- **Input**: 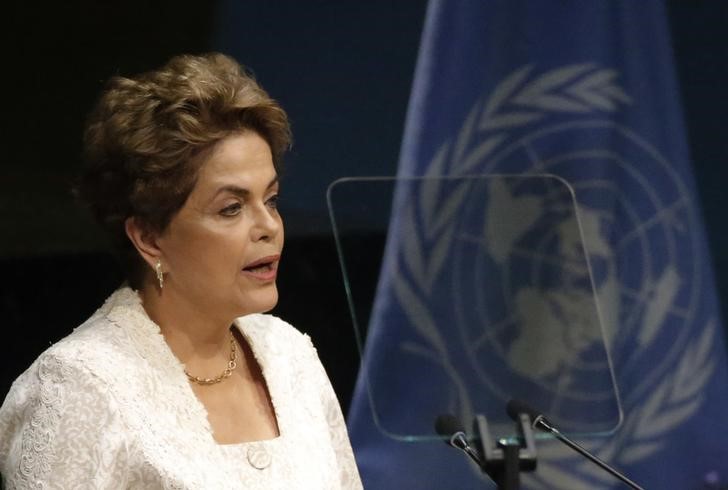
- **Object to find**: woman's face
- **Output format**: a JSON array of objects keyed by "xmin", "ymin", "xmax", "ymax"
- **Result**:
[{"xmin": 157, "ymin": 130, "xmax": 283, "ymax": 319}]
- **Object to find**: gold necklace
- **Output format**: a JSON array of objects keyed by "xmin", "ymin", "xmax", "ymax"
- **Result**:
[{"xmin": 184, "ymin": 331, "xmax": 238, "ymax": 385}]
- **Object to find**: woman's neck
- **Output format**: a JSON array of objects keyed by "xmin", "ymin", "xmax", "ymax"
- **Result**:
[{"xmin": 138, "ymin": 283, "xmax": 236, "ymax": 369}]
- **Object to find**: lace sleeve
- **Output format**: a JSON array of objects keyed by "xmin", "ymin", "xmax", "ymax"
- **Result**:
[
  {"xmin": 305, "ymin": 338, "xmax": 364, "ymax": 490},
  {"xmin": 0, "ymin": 354, "xmax": 130, "ymax": 489}
]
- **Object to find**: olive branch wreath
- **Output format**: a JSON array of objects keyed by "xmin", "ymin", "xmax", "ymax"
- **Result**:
[{"xmin": 390, "ymin": 63, "xmax": 716, "ymax": 488}]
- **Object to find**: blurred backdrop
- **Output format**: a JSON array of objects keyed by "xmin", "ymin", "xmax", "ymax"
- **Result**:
[{"xmin": 2, "ymin": 0, "xmax": 727, "ymax": 418}]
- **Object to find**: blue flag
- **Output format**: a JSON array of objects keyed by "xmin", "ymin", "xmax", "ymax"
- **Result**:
[{"xmin": 347, "ymin": 1, "xmax": 728, "ymax": 488}]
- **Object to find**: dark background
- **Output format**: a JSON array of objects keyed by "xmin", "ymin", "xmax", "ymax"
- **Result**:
[{"xmin": 1, "ymin": 1, "xmax": 727, "ymax": 417}]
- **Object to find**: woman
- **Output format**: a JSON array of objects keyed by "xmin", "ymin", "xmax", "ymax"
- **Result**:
[{"xmin": 0, "ymin": 53, "xmax": 363, "ymax": 489}]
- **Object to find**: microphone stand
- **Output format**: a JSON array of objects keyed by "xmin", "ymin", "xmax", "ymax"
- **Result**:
[
  {"xmin": 454, "ymin": 407, "xmax": 644, "ymax": 489},
  {"xmin": 473, "ymin": 413, "xmax": 537, "ymax": 489},
  {"xmin": 532, "ymin": 416, "xmax": 644, "ymax": 490}
]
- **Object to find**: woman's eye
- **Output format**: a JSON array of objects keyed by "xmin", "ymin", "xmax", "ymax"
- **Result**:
[
  {"xmin": 266, "ymin": 194, "xmax": 279, "ymax": 209},
  {"xmin": 220, "ymin": 203, "xmax": 242, "ymax": 216}
]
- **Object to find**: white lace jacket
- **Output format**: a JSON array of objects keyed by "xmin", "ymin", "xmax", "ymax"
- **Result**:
[{"xmin": 0, "ymin": 288, "xmax": 363, "ymax": 489}]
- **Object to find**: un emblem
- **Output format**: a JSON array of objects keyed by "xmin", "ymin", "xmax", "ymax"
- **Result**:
[{"xmin": 394, "ymin": 64, "xmax": 717, "ymax": 488}]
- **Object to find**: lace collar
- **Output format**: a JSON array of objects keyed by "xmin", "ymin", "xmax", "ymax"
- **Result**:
[{"xmin": 99, "ymin": 286, "xmax": 280, "ymax": 433}]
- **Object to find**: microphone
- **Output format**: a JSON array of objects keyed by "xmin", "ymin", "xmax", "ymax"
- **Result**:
[
  {"xmin": 506, "ymin": 399, "xmax": 644, "ymax": 490},
  {"xmin": 435, "ymin": 414, "xmax": 483, "ymax": 467},
  {"xmin": 506, "ymin": 399, "xmax": 557, "ymax": 432}
]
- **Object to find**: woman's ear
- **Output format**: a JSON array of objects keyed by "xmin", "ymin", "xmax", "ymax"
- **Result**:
[{"xmin": 125, "ymin": 217, "xmax": 162, "ymax": 269}]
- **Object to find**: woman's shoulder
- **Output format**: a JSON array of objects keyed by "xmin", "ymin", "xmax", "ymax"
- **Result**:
[
  {"xmin": 38, "ymin": 290, "xmax": 140, "ymax": 365},
  {"xmin": 0, "ymin": 302, "xmax": 128, "ymax": 440},
  {"xmin": 10, "ymin": 287, "xmax": 164, "ymax": 395}
]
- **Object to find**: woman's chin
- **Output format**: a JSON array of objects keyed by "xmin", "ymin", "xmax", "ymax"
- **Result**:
[{"xmin": 235, "ymin": 289, "xmax": 279, "ymax": 316}]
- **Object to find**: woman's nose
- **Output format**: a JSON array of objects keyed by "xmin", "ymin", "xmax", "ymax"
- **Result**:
[{"xmin": 251, "ymin": 204, "xmax": 281, "ymax": 242}]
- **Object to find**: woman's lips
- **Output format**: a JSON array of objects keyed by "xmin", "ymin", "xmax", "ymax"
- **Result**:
[{"xmin": 242, "ymin": 255, "xmax": 280, "ymax": 282}]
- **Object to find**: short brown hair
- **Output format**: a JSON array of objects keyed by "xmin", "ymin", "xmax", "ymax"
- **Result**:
[{"xmin": 77, "ymin": 53, "xmax": 291, "ymax": 287}]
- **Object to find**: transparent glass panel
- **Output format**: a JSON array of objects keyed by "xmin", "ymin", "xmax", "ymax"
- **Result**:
[{"xmin": 328, "ymin": 175, "xmax": 621, "ymax": 442}]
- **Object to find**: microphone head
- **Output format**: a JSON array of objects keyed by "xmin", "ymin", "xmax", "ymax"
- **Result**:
[
  {"xmin": 506, "ymin": 399, "xmax": 540, "ymax": 422},
  {"xmin": 434, "ymin": 414, "xmax": 484, "ymax": 467},
  {"xmin": 434, "ymin": 414, "xmax": 464, "ymax": 438}
]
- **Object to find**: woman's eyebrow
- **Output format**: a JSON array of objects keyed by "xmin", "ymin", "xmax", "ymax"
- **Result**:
[
  {"xmin": 212, "ymin": 177, "xmax": 279, "ymax": 199},
  {"xmin": 213, "ymin": 185, "xmax": 249, "ymax": 199}
]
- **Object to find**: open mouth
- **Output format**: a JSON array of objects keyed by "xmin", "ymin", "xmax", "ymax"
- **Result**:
[
  {"xmin": 242, "ymin": 255, "xmax": 280, "ymax": 280},
  {"xmin": 243, "ymin": 262, "xmax": 274, "ymax": 273}
]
